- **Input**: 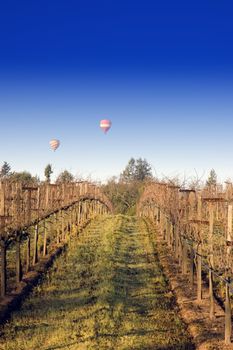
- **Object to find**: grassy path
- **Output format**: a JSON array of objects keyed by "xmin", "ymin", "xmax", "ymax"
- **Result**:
[{"xmin": 0, "ymin": 216, "xmax": 194, "ymax": 350}]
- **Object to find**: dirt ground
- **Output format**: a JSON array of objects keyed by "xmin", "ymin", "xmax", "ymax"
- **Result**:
[{"xmin": 154, "ymin": 228, "xmax": 233, "ymax": 350}]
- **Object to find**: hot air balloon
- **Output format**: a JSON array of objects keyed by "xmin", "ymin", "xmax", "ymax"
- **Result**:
[
  {"xmin": 100, "ymin": 119, "xmax": 112, "ymax": 134},
  {"xmin": 49, "ymin": 139, "xmax": 60, "ymax": 151}
]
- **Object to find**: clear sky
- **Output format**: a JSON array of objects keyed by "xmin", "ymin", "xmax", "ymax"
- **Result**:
[{"xmin": 0, "ymin": 1, "xmax": 233, "ymax": 183}]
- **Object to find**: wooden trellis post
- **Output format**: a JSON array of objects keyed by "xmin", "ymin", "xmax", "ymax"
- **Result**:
[
  {"xmin": 165, "ymin": 217, "xmax": 170, "ymax": 244},
  {"xmin": 0, "ymin": 238, "xmax": 6, "ymax": 298},
  {"xmin": 174, "ymin": 223, "xmax": 179, "ymax": 259},
  {"xmin": 197, "ymin": 193, "xmax": 202, "ymax": 220},
  {"xmin": 160, "ymin": 210, "xmax": 165, "ymax": 239},
  {"xmin": 204, "ymin": 196, "xmax": 226, "ymax": 319},
  {"xmin": 43, "ymin": 220, "xmax": 48, "ymax": 256},
  {"xmin": 189, "ymin": 244, "xmax": 195, "ymax": 288},
  {"xmin": 73, "ymin": 205, "xmax": 77, "ymax": 231},
  {"xmin": 157, "ymin": 206, "xmax": 160, "ymax": 224},
  {"xmin": 16, "ymin": 233, "xmax": 22, "ymax": 283},
  {"xmin": 0, "ymin": 182, "xmax": 5, "ymax": 217},
  {"xmin": 90, "ymin": 200, "xmax": 94, "ymax": 219},
  {"xmin": 56, "ymin": 212, "xmax": 61, "ymax": 244},
  {"xmin": 225, "ymin": 278, "xmax": 231, "ymax": 345},
  {"xmin": 84, "ymin": 200, "xmax": 88, "ymax": 222},
  {"xmin": 78, "ymin": 201, "xmax": 82, "ymax": 226},
  {"xmin": 61, "ymin": 211, "xmax": 66, "ymax": 241},
  {"xmin": 24, "ymin": 188, "xmax": 32, "ymax": 225},
  {"xmin": 67, "ymin": 209, "xmax": 71, "ymax": 234},
  {"xmin": 208, "ymin": 201, "xmax": 215, "ymax": 320},
  {"xmin": 226, "ymin": 203, "xmax": 232, "ymax": 269},
  {"xmin": 69, "ymin": 207, "xmax": 73, "ymax": 234},
  {"xmin": 225, "ymin": 202, "xmax": 232, "ymax": 344},
  {"xmin": 66, "ymin": 208, "xmax": 70, "ymax": 235},
  {"xmin": 182, "ymin": 237, "xmax": 188, "ymax": 274},
  {"xmin": 70, "ymin": 206, "xmax": 75, "ymax": 235},
  {"xmin": 33, "ymin": 224, "xmax": 39, "ymax": 265},
  {"xmin": 94, "ymin": 201, "xmax": 98, "ymax": 217},
  {"xmin": 197, "ymin": 240, "xmax": 202, "ymax": 302},
  {"xmin": 197, "ymin": 195, "xmax": 203, "ymax": 301},
  {"xmin": 191, "ymin": 219, "xmax": 208, "ymax": 301},
  {"xmin": 45, "ymin": 184, "xmax": 50, "ymax": 211},
  {"xmin": 26, "ymin": 234, "xmax": 31, "ymax": 273},
  {"xmin": 60, "ymin": 211, "xmax": 66, "ymax": 241},
  {"xmin": 78, "ymin": 202, "xmax": 83, "ymax": 226},
  {"xmin": 170, "ymin": 222, "xmax": 174, "ymax": 251},
  {"xmin": 13, "ymin": 183, "xmax": 22, "ymax": 229}
]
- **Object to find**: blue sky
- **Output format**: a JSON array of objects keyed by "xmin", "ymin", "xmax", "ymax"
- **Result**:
[{"xmin": 0, "ymin": 1, "xmax": 233, "ymax": 183}]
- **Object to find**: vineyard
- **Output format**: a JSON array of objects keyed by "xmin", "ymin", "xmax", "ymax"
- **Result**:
[
  {"xmin": 0, "ymin": 179, "xmax": 233, "ymax": 349},
  {"xmin": 138, "ymin": 181, "xmax": 233, "ymax": 347},
  {"xmin": 0, "ymin": 181, "xmax": 112, "ymax": 308},
  {"xmin": 0, "ymin": 0, "xmax": 231, "ymax": 348}
]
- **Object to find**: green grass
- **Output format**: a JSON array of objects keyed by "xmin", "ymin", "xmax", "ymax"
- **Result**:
[{"xmin": 0, "ymin": 215, "xmax": 194, "ymax": 350}]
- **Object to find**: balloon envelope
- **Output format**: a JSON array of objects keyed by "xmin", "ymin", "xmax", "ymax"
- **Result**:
[
  {"xmin": 100, "ymin": 119, "xmax": 112, "ymax": 134},
  {"xmin": 49, "ymin": 139, "xmax": 60, "ymax": 151}
]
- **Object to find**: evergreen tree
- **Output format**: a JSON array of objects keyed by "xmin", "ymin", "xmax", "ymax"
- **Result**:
[
  {"xmin": 135, "ymin": 158, "xmax": 152, "ymax": 181},
  {"xmin": 120, "ymin": 158, "xmax": 136, "ymax": 182},
  {"xmin": 120, "ymin": 158, "xmax": 153, "ymax": 182},
  {"xmin": 206, "ymin": 169, "xmax": 217, "ymax": 187},
  {"xmin": 0, "ymin": 161, "xmax": 11, "ymax": 178},
  {"xmin": 44, "ymin": 164, "xmax": 53, "ymax": 183}
]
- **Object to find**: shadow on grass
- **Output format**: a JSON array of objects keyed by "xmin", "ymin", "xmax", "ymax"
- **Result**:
[{"xmin": 1, "ymin": 217, "xmax": 195, "ymax": 350}]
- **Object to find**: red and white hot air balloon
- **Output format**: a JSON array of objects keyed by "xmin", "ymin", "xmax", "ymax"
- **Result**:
[
  {"xmin": 49, "ymin": 139, "xmax": 60, "ymax": 151},
  {"xmin": 100, "ymin": 119, "xmax": 112, "ymax": 134}
]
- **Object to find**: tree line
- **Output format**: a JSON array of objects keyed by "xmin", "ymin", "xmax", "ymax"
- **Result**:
[
  {"xmin": 0, "ymin": 161, "xmax": 75, "ymax": 185},
  {"xmin": 103, "ymin": 159, "xmax": 220, "ymax": 215},
  {"xmin": 1, "ymin": 159, "xmax": 220, "ymax": 215}
]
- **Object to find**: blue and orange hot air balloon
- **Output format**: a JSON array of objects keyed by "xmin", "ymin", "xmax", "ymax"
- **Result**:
[{"xmin": 100, "ymin": 119, "xmax": 112, "ymax": 134}]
